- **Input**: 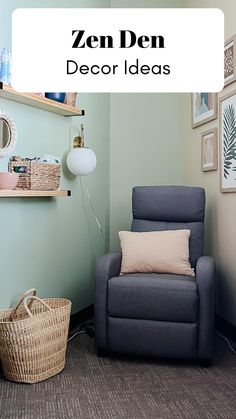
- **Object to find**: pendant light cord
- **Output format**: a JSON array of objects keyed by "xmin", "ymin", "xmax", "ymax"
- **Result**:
[{"xmin": 79, "ymin": 177, "xmax": 109, "ymax": 251}]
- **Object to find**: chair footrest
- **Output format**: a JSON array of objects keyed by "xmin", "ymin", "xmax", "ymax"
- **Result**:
[{"xmin": 107, "ymin": 317, "xmax": 198, "ymax": 359}]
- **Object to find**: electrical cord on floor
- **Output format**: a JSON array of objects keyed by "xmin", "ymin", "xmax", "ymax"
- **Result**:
[
  {"xmin": 67, "ymin": 330, "xmax": 86, "ymax": 343},
  {"xmin": 217, "ymin": 331, "xmax": 236, "ymax": 354},
  {"xmin": 67, "ymin": 320, "xmax": 95, "ymax": 342}
]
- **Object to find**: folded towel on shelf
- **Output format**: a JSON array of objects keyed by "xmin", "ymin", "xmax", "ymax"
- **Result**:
[{"xmin": 38, "ymin": 155, "xmax": 60, "ymax": 164}]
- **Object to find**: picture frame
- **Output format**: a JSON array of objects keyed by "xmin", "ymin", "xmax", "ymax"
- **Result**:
[
  {"xmin": 220, "ymin": 90, "xmax": 236, "ymax": 192},
  {"xmin": 201, "ymin": 128, "xmax": 218, "ymax": 172},
  {"xmin": 192, "ymin": 93, "xmax": 218, "ymax": 128},
  {"xmin": 224, "ymin": 35, "xmax": 236, "ymax": 87}
]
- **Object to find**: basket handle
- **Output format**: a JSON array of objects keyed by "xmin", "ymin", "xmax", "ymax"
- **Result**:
[
  {"xmin": 10, "ymin": 288, "xmax": 37, "ymax": 321},
  {"xmin": 23, "ymin": 296, "xmax": 52, "ymax": 318}
]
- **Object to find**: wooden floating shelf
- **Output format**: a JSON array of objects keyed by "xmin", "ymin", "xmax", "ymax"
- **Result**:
[
  {"xmin": 0, "ymin": 83, "xmax": 84, "ymax": 117},
  {"xmin": 0, "ymin": 190, "xmax": 71, "ymax": 198}
]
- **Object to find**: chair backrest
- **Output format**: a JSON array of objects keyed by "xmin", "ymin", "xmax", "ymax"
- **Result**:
[{"xmin": 131, "ymin": 186, "xmax": 205, "ymax": 268}]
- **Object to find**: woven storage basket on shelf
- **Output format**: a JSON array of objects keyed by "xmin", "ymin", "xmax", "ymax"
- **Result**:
[
  {"xmin": 0, "ymin": 289, "xmax": 71, "ymax": 384},
  {"xmin": 8, "ymin": 158, "xmax": 61, "ymax": 191}
]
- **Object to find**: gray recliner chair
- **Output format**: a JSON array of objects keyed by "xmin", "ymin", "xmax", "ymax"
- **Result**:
[{"xmin": 95, "ymin": 186, "xmax": 215, "ymax": 363}]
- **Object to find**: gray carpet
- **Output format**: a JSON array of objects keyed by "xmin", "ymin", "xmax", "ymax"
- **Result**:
[{"xmin": 0, "ymin": 334, "xmax": 236, "ymax": 419}]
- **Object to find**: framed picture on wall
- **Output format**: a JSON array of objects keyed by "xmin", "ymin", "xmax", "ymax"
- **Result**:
[
  {"xmin": 201, "ymin": 128, "xmax": 218, "ymax": 172},
  {"xmin": 192, "ymin": 93, "xmax": 218, "ymax": 128},
  {"xmin": 224, "ymin": 35, "xmax": 236, "ymax": 87},
  {"xmin": 220, "ymin": 90, "xmax": 236, "ymax": 192}
]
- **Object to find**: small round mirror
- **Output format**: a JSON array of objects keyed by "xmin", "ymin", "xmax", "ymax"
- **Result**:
[
  {"xmin": 0, "ymin": 110, "xmax": 17, "ymax": 158},
  {"xmin": 0, "ymin": 119, "xmax": 11, "ymax": 149}
]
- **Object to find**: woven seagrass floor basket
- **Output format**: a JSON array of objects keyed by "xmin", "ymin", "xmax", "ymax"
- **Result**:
[{"xmin": 0, "ymin": 289, "xmax": 71, "ymax": 384}]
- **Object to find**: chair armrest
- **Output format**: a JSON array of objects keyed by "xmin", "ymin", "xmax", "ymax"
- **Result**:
[
  {"xmin": 196, "ymin": 256, "xmax": 215, "ymax": 359},
  {"xmin": 95, "ymin": 252, "xmax": 122, "ymax": 349}
]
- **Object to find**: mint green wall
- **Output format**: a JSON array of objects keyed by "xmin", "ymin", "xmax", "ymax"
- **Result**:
[
  {"xmin": 112, "ymin": 0, "xmax": 182, "ymax": 6},
  {"xmin": 109, "ymin": 93, "xmax": 185, "ymax": 249},
  {"xmin": 110, "ymin": 0, "xmax": 185, "ymax": 249},
  {"xmin": 0, "ymin": 0, "xmax": 110, "ymax": 312}
]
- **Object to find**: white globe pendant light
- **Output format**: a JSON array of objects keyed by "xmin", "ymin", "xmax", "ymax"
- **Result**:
[{"xmin": 67, "ymin": 124, "xmax": 97, "ymax": 176}]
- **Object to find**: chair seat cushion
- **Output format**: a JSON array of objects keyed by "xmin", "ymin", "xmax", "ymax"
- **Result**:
[{"xmin": 108, "ymin": 273, "xmax": 198, "ymax": 323}]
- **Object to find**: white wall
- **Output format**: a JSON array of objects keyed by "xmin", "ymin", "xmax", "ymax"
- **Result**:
[{"xmin": 183, "ymin": 0, "xmax": 236, "ymax": 325}]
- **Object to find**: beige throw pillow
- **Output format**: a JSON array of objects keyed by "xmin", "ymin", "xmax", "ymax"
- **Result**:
[{"xmin": 119, "ymin": 230, "xmax": 194, "ymax": 276}]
